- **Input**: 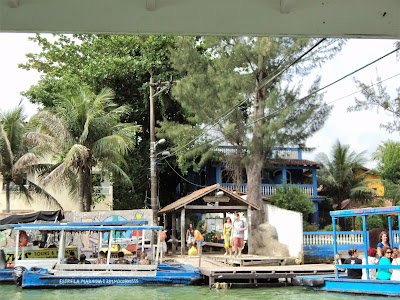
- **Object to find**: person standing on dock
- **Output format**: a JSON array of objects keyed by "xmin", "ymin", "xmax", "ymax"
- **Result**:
[
  {"xmin": 232, "ymin": 213, "xmax": 247, "ymax": 257},
  {"xmin": 224, "ymin": 217, "xmax": 233, "ymax": 257}
]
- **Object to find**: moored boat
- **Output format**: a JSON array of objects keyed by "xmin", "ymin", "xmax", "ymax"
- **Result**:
[
  {"xmin": 13, "ymin": 223, "xmax": 201, "ymax": 288},
  {"xmin": 294, "ymin": 206, "xmax": 400, "ymax": 296}
]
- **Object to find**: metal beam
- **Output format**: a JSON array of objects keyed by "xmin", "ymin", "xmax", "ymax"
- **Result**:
[{"xmin": 185, "ymin": 205, "xmax": 249, "ymax": 210}]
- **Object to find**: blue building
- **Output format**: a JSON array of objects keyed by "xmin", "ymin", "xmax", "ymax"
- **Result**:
[{"xmin": 178, "ymin": 147, "xmax": 325, "ymax": 225}]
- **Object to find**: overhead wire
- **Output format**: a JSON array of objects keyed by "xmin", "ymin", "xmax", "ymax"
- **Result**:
[
  {"xmin": 247, "ymin": 46, "xmax": 400, "ymax": 127},
  {"xmin": 160, "ymin": 38, "xmax": 328, "ymax": 159}
]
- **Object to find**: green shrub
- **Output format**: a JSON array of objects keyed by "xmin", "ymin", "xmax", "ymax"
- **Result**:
[{"xmin": 322, "ymin": 224, "xmax": 341, "ymax": 231}]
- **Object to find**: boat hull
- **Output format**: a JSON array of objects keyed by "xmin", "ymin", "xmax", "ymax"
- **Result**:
[
  {"xmin": 0, "ymin": 269, "xmax": 14, "ymax": 283},
  {"xmin": 20, "ymin": 264, "xmax": 201, "ymax": 288},
  {"xmin": 295, "ymin": 275, "xmax": 400, "ymax": 297}
]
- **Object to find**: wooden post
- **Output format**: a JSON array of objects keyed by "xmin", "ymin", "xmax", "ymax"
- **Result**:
[
  {"xmin": 172, "ymin": 212, "xmax": 177, "ymax": 254},
  {"xmin": 180, "ymin": 208, "xmax": 186, "ymax": 255},
  {"xmin": 156, "ymin": 229, "xmax": 161, "ymax": 264},
  {"xmin": 247, "ymin": 206, "xmax": 252, "ymax": 254},
  {"xmin": 163, "ymin": 213, "xmax": 167, "ymax": 230}
]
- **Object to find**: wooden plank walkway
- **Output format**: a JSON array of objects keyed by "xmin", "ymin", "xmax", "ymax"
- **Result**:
[{"xmin": 170, "ymin": 254, "xmax": 336, "ymax": 288}]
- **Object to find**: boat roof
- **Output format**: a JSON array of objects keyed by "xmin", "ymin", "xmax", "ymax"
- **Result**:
[
  {"xmin": 9, "ymin": 220, "xmax": 148, "ymax": 228},
  {"xmin": 15, "ymin": 224, "xmax": 163, "ymax": 232},
  {"xmin": 330, "ymin": 206, "xmax": 400, "ymax": 217}
]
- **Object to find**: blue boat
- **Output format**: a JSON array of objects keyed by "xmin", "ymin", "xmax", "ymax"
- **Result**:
[
  {"xmin": 295, "ymin": 206, "xmax": 400, "ymax": 296},
  {"xmin": 12, "ymin": 223, "xmax": 201, "ymax": 288}
]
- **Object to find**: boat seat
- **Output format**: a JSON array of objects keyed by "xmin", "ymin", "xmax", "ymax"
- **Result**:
[{"xmin": 54, "ymin": 264, "xmax": 157, "ymax": 271}]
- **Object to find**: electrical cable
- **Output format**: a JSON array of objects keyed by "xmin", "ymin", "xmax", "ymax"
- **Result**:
[
  {"xmin": 165, "ymin": 160, "xmax": 207, "ymax": 188},
  {"xmin": 247, "ymin": 46, "xmax": 400, "ymax": 127},
  {"xmin": 161, "ymin": 38, "xmax": 329, "ymax": 159}
]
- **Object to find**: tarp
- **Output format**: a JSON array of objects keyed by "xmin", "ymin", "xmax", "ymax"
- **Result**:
[{"xmin": 0, "ymin": 210, "xmax": 64, "ymax": 225}]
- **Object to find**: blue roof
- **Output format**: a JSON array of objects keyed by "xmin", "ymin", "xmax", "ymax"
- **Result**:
[
  {"xmin": 330, "ymin": 206, "xmax": 400, "ymax": 217},
  {"xmin": 9, "ymin": 220, "xmax": 148, "ymax": 228},
  {"xmin": 15, "ymin": 224, "xmax": 162, "ymax": 231}
]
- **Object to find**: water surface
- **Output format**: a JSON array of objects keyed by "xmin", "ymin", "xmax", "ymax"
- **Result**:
[{"xmin": 0, "ymin": 285, "xmax": 390, "ymax": 300}]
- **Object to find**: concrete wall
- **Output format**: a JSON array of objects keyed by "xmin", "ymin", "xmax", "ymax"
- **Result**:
[{"xmin": 263, "ymin": 204, "xmax": 303, "ymax": 260}]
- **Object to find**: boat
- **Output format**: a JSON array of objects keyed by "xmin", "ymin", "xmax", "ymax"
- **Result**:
[
  {"xmin": 294, "ymin": 206, "xmax": 400, "ymax": 296},
  {"xmin": 13, "ymin": 223, "xmax": 201, "ymax": 288}
]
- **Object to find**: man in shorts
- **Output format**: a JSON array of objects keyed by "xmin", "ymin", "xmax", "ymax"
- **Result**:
[{"xmin": 232, "ymin": 213, "xmax": 247, "ymax": 257}]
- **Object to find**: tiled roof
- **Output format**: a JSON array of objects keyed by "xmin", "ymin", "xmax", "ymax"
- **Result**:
[
  {"xmin": 267, "ymin": 159, "xmax": 319, "ymax": 166},
  {"xmin": 158, "ymin": 184, "xmax": 260, "ymax": 214}
]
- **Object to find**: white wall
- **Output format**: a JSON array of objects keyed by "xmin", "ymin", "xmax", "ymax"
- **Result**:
[{"xmin": 263, "ymin": 204, "xmax": 303, "ymax": 260}]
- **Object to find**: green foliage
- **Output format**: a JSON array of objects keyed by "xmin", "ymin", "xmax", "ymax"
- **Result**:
[
  {"xmin": 20, "ymin": 34, "xmax": 187, "ymax": 210},
  {"xmin": 350, "ymin": 74, "xmax": 400, "ymax": 133},
  {"xmin": 355, "ymin": 215, "xmax": 385, "ymax": 231},
  {"xmin": 0, "ymin": 106, "xmax": 61, "ymax": 211},
  {"xmin": 373, "ymin": 140, "xmax": 400, "ymax": 183},
  {"xmin": 303, "ymin": 221, "xmax": 318, "ymax": 232},
  {"xmin": 322, "ymin": 224, "xmax": 341, "ymax": 231},
  {"xmin": 160, "ymin": 36, "xmax": 343, "ymax": 208},
  {"xmin": 317, "ymin": 140, "xmax": 376, "ymax": 206},
  {"xmin": 203, "ymin": 230, "xmax": 221, "ymax": 243},
  {"xmin": 270, "ymin": 185, "xmax": 315, "ymax": 216},
  {"xmin": 26, "ymin": 88, "xmax": 139, "ymax": 211}
]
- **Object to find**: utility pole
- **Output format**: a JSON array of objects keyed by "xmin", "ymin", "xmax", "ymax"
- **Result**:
[{"xmin": 149, "ymin": 75, "xmax": 177, "ymax": 226}]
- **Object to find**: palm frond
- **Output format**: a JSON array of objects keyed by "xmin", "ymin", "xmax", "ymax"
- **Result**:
[
  {"xmin": 13, "ymin": 153, "xmax": 39, "ymax": 175},
  {"xmin": 0, "ymin": 124, "xmax": 13, "ymax": 167},
  {"xmin": 23, "ymin": 180, "xmax": 63, "ymax": 209}
]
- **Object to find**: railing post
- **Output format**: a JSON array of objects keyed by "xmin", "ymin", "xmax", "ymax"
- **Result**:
[
  {"xmin": 362, "ymin": 215, "xmax": 369, "ymax": 279},
  {"xmin": 332, "ymin": 218, "xmax": 338, "ymax": 279}
]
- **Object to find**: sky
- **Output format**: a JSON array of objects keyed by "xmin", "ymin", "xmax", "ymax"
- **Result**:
[{"xmin": 0, "ymin": 33, "xmax": 399, "ymax": 168}]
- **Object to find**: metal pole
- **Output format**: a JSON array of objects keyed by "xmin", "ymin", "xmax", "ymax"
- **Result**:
[
  {"xmin": 362, "ymin": 215, "xmax": 370, "ymax": 279},
  {"xmin": 150, "ymin": 75, "xmax": 158, "ymax": 227},
  {"xmin": 14, "ymin": 230, "xmax": 20, "ymax": 264},
  {"xmin": 388, "ymin": 215, "xmax": 393, "ymax": 246},
  {"xmin": 107, "ymin": 230, "xmax": 113, "ymax": 265},
  {"xmin": 332, "ymin": 217, "xmax": 338, "ymax": 279},
  {"xmin": 57, "ymin": 230, "xmax": 65, "ymax": 265}
]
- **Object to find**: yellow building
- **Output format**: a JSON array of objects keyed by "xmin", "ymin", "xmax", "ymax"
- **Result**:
[
  {"xmin": 0, "ymin": 171, "xmax": 113, "ymax": 212},
  {"xmin": 356, "ymin": 167, "xmax": 384, "ymax": 197}
]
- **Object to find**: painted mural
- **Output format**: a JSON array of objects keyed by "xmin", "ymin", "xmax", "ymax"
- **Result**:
[{"xmin": 75, "ymin": 210, "xmax": 151, "ymax": 257}]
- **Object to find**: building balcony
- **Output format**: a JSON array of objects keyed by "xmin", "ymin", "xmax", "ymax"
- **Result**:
[{"xmin": 220, "ymin": 183, "xmax": 315, "ymax": 197}]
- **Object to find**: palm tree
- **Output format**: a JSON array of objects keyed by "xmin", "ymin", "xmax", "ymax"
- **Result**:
[
  {"xmin": 26, "ymin": 88, "xmax": 140, "ymax": 211},
  {"xmin": 0, "ymin": 105, "xmax": 61, "ymax": 212},
  {"xmin": 317, "ymin": 140, "xmax": 376, "ymax": 207}
]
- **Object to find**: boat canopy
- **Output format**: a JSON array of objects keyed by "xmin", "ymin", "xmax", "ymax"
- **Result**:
[
  {"xmin": 330, "ymin": 206, "xmax": 400, "ymax": 218},
  {"xmin": 0, "ymin": 210, "xmax": 64, "ymax": 225},
  {"xmin": 14, "ymin": 224, "xmax": 162, "ymax": 232}
]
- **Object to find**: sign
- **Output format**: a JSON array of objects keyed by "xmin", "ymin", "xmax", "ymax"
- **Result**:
[
  {"xmin": 5, "ymin": 247, "xmax": 77, "ymax": 262},
  {"xmin": 203, "ymin": 196, "xmax": 230, "ymax": 203}
]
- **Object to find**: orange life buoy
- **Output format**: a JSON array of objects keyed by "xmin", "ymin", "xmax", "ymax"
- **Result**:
[{"xmin": 18, "ymin": 231, "xmax": 29, "ymax": 247}]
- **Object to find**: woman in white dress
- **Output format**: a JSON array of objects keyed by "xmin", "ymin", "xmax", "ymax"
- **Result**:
[{"xmin": 391, "ymin": 248, "xmax": 400, "ymax": 281}]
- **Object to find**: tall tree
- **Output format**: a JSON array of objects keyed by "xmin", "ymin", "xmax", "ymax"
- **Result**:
[
  {"xmin": 26, "ymin": 88, "xmax": 140, "ymax": 211},
  {"xmin": 372, "ymin": 140, "xmax": 400, "ymax": 204},
  {"xmin": 20, "ymin": 34, "xmax": 187, "ymax": 209},
  {"xmin": 160, "ymin": 37, "xmax": 343, "ymax": 226},
  {"xmin": 0, "ymin": 106, "xmax": 61, "ymax": 212},
  {"xmin": 317, "ymin": 140, "xmax": 376, "ymax": 206},
  {"xmin": 349, "ymin": 43, "xmax": 400, "ymax": 134}
]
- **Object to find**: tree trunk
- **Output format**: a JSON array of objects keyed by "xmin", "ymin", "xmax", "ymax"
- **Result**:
[
  {"xmin": 5, "ymin": 181, "xmax": 10, "ymax": 213},
  {"xmin": 78, "ymin": 169, "xmax": 85, "ymax": 212},
  {"xmin": 85, "ymin": 170, "xmax": 93, "ymax": 212},
  {"xmin": 246, "ymin": 72, "xmax": 267, "ymax": 229}
]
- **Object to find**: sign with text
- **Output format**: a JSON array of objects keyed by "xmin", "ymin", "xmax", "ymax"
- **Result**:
[{"xmin": 203, "ymin": 196, "xmax": 230, "ymax": 203}]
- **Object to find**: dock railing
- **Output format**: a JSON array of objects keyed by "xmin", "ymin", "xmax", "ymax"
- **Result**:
[{"xmin": 304, "ymin": 230, "xmax": 400, "ymax": 247}]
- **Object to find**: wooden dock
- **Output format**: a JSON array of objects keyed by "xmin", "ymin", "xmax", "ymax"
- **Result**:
[{"xmin": 171, "ymin": 254, "xmax": 337, "ymax": 288}]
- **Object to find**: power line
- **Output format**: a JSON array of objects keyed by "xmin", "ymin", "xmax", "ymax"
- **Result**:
[
  {"xmin": 165, "ymin": 159, "xmax": 207, "ymax": 188},
  {"xmin": 247, "ymin": 46, "xmax": 400, "ymax": 127},
  {"xmin": 162, "ymin": 38, "xmax": 328, "ymax": 159},
  {"xmin": 326, "ymin": 72, "xmax": 400, "ymax": 106}
]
